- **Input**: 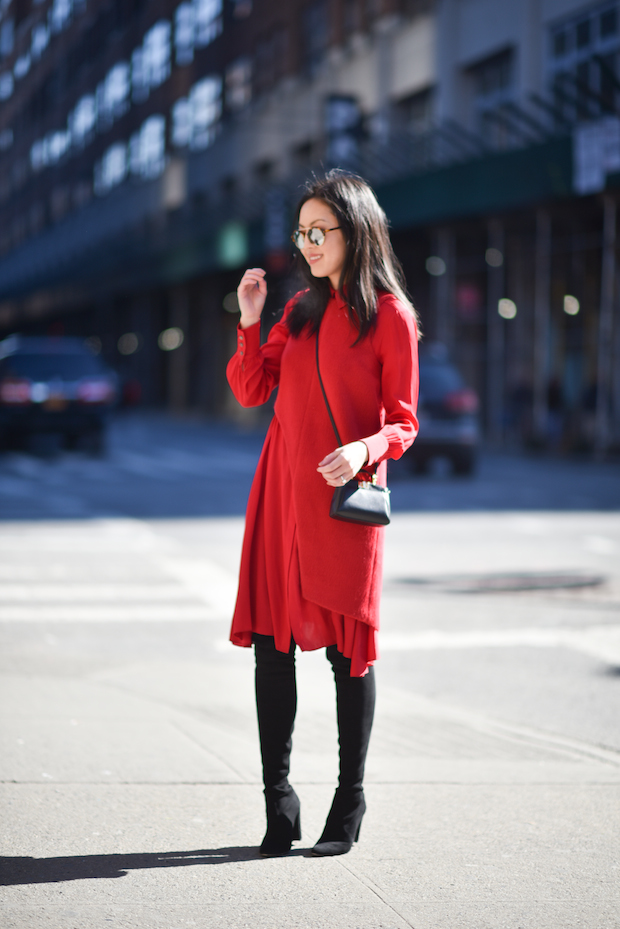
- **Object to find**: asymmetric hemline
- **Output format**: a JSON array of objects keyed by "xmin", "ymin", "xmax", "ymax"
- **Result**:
[{"xmin": 230, "ymin": 414, "xmax": 378, "ymax": 677}]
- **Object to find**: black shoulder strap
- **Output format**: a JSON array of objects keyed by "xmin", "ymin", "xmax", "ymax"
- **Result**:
[
  {"xmin": 315, "ymin": 326, "xmax": 343, "ymax": 447},
  {"xmin": 315, "ymin": 324, "xmax": 377, "ymax": 478}
]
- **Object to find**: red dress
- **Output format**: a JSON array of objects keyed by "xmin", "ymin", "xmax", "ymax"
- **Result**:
[{"xmin": 227, "ymin": 289, "xmax": 419, "ymax": 676}]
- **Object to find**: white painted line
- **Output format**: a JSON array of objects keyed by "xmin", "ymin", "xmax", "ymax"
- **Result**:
[
  {"xmin": 380, "ymin": 625, "xmax": 620, "ymax": 665},
  {"xmin": 0, "ymin": 604, "xmax": 223, "ymax": 622},
  {"xmin": 0, "ymin": 584, "xmax": 200, "ymax": 602}
]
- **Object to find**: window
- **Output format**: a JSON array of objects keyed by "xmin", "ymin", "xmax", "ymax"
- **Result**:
[
  {"xmin": 94, "ymin": 142, "xmax": 128, "ymax": 194},
  {"xmin": 195, "ymin": 0, "xmax": 222, "ymax": 47},
  {"xmin": 132, "ymin": 47, "xmax": 148, "ymax": 103},
  {"xmin": 175, "ymin": 2, "xmax": 195, "ymax": 65},
  {"xmin": 548, "ymin": 2, "xmax": 620, "ymax": 121},
  {"xmin": 172, "ymin": 97, "xmax": 192, "ymax": 147},
  {"xmin": 132, "ymin": 20, "xmax": 171, "ymax": 103},
  {"xmin": 472, "ymin": 50, "xmax": 512, "ymax": 99},
  {"xmin": 396, "ymin": 87, "xmax": 434, "ymax": 134},
  {"xmin": 30, "ymin": 134, "xmax": 71, "ymax": 172},
  {"xmin": 468, "ymin": 49, "xmax": 514, "ymax": 146},
  {"xmin": 97, "ymin": 62, "xmax": 130, "ymax": 128},
  {"xmin": 174, "ymin": 0, "xmax": 222, "ymax": 66},
  {"xmin": 292, "ymin": 139, "xmax": 315, "ymax": 166},
  {"xmin": 325, "ymin": 95, "xmax": 361, "ymax": 165},
  {"xmin": 31, "ymin": 24, "xmax": 50, "ymax": 60},
  {"xmin": 190, "ymin": 75, "xmax": 222, "ymax": 148},
  {"xmin": 0, "ymin": 18, "xmax": 14, "ymax": 58},
  {"xmin": 129, "ymin": 115, "xmax": 166, "ymax": 178},
  {"xmin": 254, "ymin": 159, "xmax": 274, "ymax": 182},
  {"xmin": 14, "ymin": 53, "xmax": 31, "ymax": 80},
  {"xmin": 49, "ymin": 0, "xmax": 72, "ymax": 34},
  {"xmin": 171, "ymin": 76, "xmax": 222, "ymax": 149},
  {"xmin": 0, "ymin": 71, "xmax": 13, "ymax": 100},
  {"xmin": 143, "ymin": 21, "xmax": 171, "ymax": 88},
  {"xmin": 226, "ymin": 56, "xmax": 252, "ymax": 111},
  {"xmin": 69, "ymin": 94, "xmax": 96, "ymax": 146}
]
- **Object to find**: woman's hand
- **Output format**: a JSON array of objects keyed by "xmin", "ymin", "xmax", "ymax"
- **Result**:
[
  {"xmin": 238, "ymin": 268, "xmax": 267, "ymax": 329},
  {"xmin": 317, "ymin": 441, "xmax": 369, "ymax": 487}
]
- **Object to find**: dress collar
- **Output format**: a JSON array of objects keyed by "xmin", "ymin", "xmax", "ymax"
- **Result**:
[{"xmin": 329, "ymin": 284, "xmax": 348, "ymax": 306}]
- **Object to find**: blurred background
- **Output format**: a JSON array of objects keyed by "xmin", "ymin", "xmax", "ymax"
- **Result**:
[
  {"xmin": 0, "ymin": 0, "xmax": 619, "ymax": 462},
  {"xmin": 1, "ymin": 10, "xmax": 619, "ymax": 917}
]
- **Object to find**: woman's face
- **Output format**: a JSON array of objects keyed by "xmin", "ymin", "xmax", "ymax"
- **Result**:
[{"xmin": 297, "ymin": 198, "xmax": 347, "ymax": 290}]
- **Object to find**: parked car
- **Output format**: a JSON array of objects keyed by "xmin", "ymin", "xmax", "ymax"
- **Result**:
[
  {"xmin": 407, "ymin": 343, "xmax": 480, "ymax": 475},
  {"xmin": 0, "ymin": 336, "xmax": 118, "ymax": 454}
]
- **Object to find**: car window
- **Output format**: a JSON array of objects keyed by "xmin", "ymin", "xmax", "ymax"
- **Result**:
[
  {"xmin": 419, "ymin": 362, "xmax": 464, "ymax": 400},
  {"xmin": 0, "ymin": 353, "xmax": 107, "ymax": 380}
]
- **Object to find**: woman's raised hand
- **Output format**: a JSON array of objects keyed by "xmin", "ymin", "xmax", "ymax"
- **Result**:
[
  {"xmin": 238, "ymin": 268, "xmax": 267, "ymax": 330},
  {"xmin": 317, "ymin": 441, "xmax": 369, "ymax": 487}
]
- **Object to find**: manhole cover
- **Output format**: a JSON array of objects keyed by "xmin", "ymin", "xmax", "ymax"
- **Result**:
[{"xmin": 395, "ymin": 572, "xmax": 605, "ymax": 594}]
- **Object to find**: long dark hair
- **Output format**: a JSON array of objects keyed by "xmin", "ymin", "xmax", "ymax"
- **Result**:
[{"xmin": 286, "ymin": 170, "xmax": 418, "ymax": 342}]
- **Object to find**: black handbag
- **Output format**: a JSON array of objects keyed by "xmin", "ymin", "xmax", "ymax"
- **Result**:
[{"xmin": 315, "ymin": 327, "xmax": 391, "ymax": 527}]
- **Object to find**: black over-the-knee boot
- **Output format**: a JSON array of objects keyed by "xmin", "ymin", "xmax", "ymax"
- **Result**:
[
  {"xmin": 312, "ymin": 646, "xmax": 376, "ymax": 857},
  {"xmin": 253, "ymin": 633, "xmax": 301, "ymax": 856}
]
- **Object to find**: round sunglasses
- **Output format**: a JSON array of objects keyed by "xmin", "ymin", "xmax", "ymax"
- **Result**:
[{"xmin": 291, "ymin": 226, "xmax": 342, "ymax": 249}]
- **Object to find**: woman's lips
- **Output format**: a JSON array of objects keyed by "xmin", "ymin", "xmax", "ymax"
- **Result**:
[{"xmin": 308, "ymin": 254, "xmax": 322, "ymax": 263}]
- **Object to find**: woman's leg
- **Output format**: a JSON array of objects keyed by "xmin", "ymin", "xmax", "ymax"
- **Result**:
[
  {"xmin": 253, "ymin": 633, "xmax": 301, "ymax": 855},
  {"xmin": 312, "ymin": 646, "xmax": 376, "ymax": 856}
]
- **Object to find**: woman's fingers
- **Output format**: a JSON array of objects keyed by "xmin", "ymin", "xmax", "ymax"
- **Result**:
[
  {"xmin": 317, "ymin": 442, "xmax": 368, "ymax": 485},
  {"xmin": 240, "ymin": 267, "xmax": 266, "ymax": 280},
  {"xmin": 238, "ymin": 268, "xmax": 267, "ymax": 326},
  {"xmin": 317, "ymin": 449, "xmax": 340, "ymax": 468},
  {"xmin": 239, "ymin": 269, "xmax": 266, "ymax": 290}
]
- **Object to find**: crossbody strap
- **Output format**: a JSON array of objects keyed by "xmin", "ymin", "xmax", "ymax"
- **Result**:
[
  {"xmin": 315, "ymin": 326, "xmax": 343, "ymax": 447},
  {"xmin": 315, "ymin": 324, "xmax": 376, "ymax": 480}
]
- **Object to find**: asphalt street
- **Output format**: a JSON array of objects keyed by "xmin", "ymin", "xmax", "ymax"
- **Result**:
[{"xmin": 0, "ymin": 412, "xmax": 619, "ymax": 929}]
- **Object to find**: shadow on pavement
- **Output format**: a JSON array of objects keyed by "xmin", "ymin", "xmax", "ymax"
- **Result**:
[{"xmin": 0, "ymin": 846, "xmax": 311, "ymax": 884}]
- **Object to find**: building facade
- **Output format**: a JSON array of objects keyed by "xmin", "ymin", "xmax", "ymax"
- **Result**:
[{"xmin": 0, "ymin": 0, "xmax": 618, "ymax": 451}]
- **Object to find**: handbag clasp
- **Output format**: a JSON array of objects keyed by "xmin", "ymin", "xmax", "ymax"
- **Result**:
[{"xmin": 358, "ymin": 473, "xmax": 378, "ymax": 489}]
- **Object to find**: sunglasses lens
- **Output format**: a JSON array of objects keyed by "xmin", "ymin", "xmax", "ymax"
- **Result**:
[
  {"xmin": 293, "ymin": 231, "xmax": 303, "ymax": 248},
  {"xmin": 308, "ymin": 228, "xmax": 325, "ymax": 246}
]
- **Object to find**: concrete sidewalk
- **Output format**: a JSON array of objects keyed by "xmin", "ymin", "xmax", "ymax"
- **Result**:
[{"xmin": 1, "ymin": 514, "xmax": 619, "ymax": 929}]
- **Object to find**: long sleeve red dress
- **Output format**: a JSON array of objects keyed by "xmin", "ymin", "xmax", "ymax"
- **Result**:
[{"xmin": 226, "ymin": 288, "xmax": 419, "ymax": 676}]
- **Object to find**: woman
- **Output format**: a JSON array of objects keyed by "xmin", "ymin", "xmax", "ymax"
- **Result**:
[{"xmin": 227, "ymin": 171, "xmax": 419, "ymax": 857}]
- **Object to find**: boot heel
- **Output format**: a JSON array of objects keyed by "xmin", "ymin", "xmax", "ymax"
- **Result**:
[
  {"xmin": 311, "ymin": 789, "xmax": 365, "ymax": 857},
  {"xmin": 260, "ymin": 787, "xmax": 301, "ymax": 857}
]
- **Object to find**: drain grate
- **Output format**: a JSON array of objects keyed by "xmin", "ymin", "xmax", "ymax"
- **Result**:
[{"xmin": 394, "ymin": 571, "xmax": 606, "ymax": 594}]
